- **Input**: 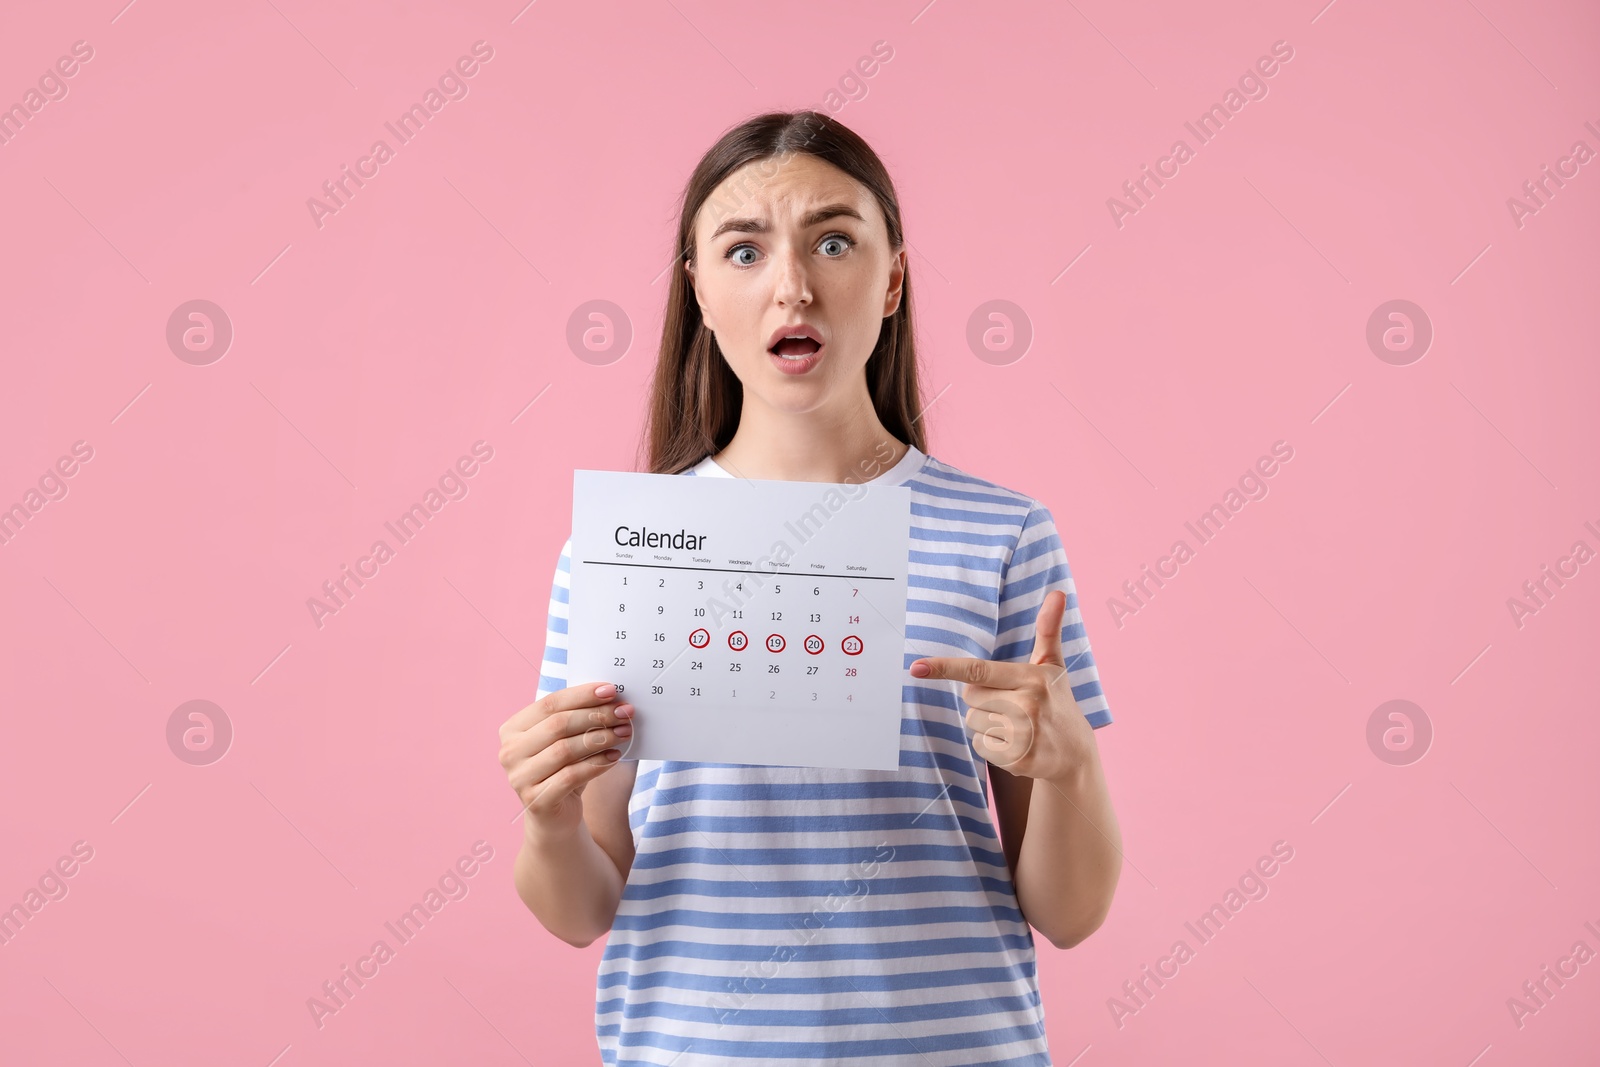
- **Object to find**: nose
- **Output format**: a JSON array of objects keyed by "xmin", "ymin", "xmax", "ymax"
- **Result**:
[{"xmin": 771, "ymin": 244, "xmax": 812, "ymax": 308}]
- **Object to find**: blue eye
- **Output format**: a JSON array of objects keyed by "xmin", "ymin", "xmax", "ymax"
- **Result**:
[
  {"xmin": 819, "ymin": 233, "xmax": 855, "ymax": 256},
  {"xmin": 726, "ymin": 244, "xmax": 759, "ymax": 266}
]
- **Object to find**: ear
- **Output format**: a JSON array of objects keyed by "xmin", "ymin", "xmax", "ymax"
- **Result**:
[{"xmin": 882, "ymin": 248, "xmax": 906, "ymax": 318}]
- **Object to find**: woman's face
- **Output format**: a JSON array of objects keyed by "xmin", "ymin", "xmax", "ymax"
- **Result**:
[{"xmin": 685, "ymin": 152, "xmax": 905, "ymax": 416}]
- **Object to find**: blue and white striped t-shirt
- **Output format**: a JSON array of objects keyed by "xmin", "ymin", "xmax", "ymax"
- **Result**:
[{"xmin": 536, "ymin": 443, "xmax": 1113, "ymax": 1066}]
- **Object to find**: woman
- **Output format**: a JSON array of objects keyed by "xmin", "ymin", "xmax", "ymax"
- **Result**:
[{"xmin": 499, "ymin": 109, "xmax": 1122, "ymax": 1065}]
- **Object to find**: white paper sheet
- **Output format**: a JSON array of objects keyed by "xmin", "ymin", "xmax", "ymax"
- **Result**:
[{"xmin": 567, "ymin": 468, "xmax": 911, "ymax": 770}]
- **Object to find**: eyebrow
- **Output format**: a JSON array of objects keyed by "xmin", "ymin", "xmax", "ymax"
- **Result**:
[{"xmin": 708, "ymin": 203, "xmax": 868, "ymax": 241}]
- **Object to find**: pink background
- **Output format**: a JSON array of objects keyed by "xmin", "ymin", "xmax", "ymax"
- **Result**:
[{"xmin": 2, "ymin": 0, "xmax": 1596, "ymax": 1064}]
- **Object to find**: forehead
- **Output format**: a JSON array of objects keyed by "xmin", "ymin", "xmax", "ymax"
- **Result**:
[{"xmin": 695, "ymin": 153, "xmax": 876, "ymax": 236}]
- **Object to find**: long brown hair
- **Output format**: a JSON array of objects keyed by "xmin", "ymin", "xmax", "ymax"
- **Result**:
[{"xmin": 640, "ymin": 110, "xmax": 926, "ymax": 475}]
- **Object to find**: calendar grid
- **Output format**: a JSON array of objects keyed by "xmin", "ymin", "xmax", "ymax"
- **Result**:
[{"xmin": 569, "ymin": 468, "xmax": 911, "ymax": 769}]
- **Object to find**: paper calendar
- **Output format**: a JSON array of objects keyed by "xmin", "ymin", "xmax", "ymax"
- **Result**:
[{"xmin": 567, "ymin": 468, "xmax": 912, "ymax": 770}]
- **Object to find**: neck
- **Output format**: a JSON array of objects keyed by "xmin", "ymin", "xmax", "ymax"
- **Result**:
[{"xmin": 713, "ymin": 391, "xmax": 910, "ymax": 483}]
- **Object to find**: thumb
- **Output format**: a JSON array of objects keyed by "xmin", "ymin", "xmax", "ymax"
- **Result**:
[{"xmin": 1029, "ymin": 590, "xmax": 1067, "ymax": 667}]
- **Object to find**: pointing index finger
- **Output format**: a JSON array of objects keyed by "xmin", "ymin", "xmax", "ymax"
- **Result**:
[{"xmin": 910, "ymin": 657, "xmax": 1032, "ymax": 687}]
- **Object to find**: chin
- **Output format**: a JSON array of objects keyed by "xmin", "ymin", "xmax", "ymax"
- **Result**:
[{"xmin": 752, "ymin": 382, "xmax": 835, "ymax": 413}]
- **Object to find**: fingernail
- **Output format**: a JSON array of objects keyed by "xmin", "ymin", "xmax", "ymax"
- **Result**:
[
  {"xmin": 616, "ymin": 704, "xmax": 633, "ymax": 718},
  {"xmin": 595, "ymin": 683, "xmax": 617, "ymax": 699},
  {"xmin": 910, "ymin": 662, "xmax": 929, "ymax": 677},
  {"xmin": 615, "ymin": 724, "xmax": 632, "ymax": 737}
]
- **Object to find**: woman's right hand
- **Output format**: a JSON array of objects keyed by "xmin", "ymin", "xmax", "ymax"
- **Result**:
[{"xmin": 498, "ymin": 682, "xmax": 633, "ymax": 841}]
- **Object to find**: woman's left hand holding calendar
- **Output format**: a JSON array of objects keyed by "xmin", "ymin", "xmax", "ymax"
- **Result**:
[{"xmin": 909, "ymin": 590, "xmax": 1095, "ymax": 783}]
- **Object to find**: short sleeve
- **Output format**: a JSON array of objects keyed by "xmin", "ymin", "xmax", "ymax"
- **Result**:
[
  {"xmin": 535, "ymin": 536, "xmax": 573, "ymax": 703},
  {"xmin": 994, "ymin": 501, "xmax": 1113, "ymax": 728}
]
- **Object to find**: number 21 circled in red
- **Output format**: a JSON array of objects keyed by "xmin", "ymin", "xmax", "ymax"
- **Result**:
[{"xmin": 842, "ymin": 635, "xmax": 864, "ymax": 656}]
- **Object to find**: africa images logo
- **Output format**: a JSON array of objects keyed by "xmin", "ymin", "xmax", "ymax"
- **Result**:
[{"xmin": 305, "ymin": 41, "xmax": 495, "ymax": 229}]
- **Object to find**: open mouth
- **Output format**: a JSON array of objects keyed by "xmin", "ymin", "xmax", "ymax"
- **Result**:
[{"xmin": 770, "ymin": 337, "xmax": 823, "ymax": 359}]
